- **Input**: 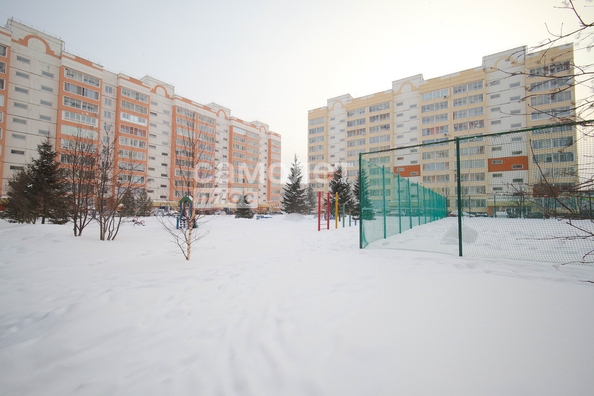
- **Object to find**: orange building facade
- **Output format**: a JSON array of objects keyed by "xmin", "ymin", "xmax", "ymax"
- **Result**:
[{"xmin": 0, "ymin": 20, "xmax": 282, "ymax": 211}]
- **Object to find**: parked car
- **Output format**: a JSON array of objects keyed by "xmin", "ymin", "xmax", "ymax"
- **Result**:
[{"xmin": 449, "ymin": 211, "xmax": 471, "ymax": 217}]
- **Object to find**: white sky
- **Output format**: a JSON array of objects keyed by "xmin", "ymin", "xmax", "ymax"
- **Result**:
[{"xmin": 0, "ymin": 0, "xmax": 592, "ymax": 176}]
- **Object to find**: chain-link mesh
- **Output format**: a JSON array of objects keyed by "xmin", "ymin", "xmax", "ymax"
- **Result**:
[
  {"xmin": 359, "ymin": 121, "xmax": 594, "ymax": 265},
  {"xmin": 359, "ymin": 157, "xmax": 448, "ymax": 248}
]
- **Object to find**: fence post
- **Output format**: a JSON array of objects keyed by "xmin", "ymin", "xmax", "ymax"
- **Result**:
[
  {"xmin": 382, "ymin": 165, "xmax": 387, "ymax": 239},
  {"xmin": 416, "ymin": 182, "xmax": 421, "ymax": 224},
  {"xmin": 335, "ymin": 192, "xmax": 339, "ymax": 229},
  {"xmin": 359, "ymin": 154, "xmax": 363, "ymax": 249},
  {"xmin": 406, "ymin": 179, "xmax": 412, "ymax": 229},
  {"xmin": 456, "ymin": 137, "xmax": 463, "ymax": 257},
  {"xmin": 397, "ymin": 172, "xmax": 402, "ymax": 234},
  {"xmin": 327, "ymin": 192, "xmax": 330, "ymax": 230},
  {"xmin": 317, "ymin": 191, "xmax": 321, "ymax": 231}
]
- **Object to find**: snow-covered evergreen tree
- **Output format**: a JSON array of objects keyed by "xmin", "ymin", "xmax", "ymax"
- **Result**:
[
  {"xmin": 353, "ymin": 167, "xmax": 374, "ymax": 220},
  {"xmin": 136, "ymin": 189, "xmax": 154, "ymax": 217},
  {"xmin": 121, "ymin": 189, "xmax": 137, "ymax": 217},
  {"xmin": 328, "ymin": 165, "xmax": 354, "ymax": 214},
  {"xmin": 3, "ymin": 168, "xmax": 36, "ymax": 224},
  {"xmin": 29, "ymin": 138, "xmax": 70, "ymax": 224},
  {"xmin": 306, "ymin": 184, "xmax": 317, "ymax": 213},
  {"xmin": 281, "ymin": 155, "xmax": 307, "ymax": 214}
]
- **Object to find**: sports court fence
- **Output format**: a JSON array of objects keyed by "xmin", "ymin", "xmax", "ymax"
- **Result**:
[{"xmin": 359, "ymin": 121, "xmax": 594, "ymax": 265}]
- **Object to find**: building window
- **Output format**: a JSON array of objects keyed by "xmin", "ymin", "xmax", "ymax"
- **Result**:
[
  {"xmin": 40, "ymin": 115, "xmax": 52, "ymax": 121},
  {"xmin": 422, "ymin": 88, "xmax": 449, "ymax": 101},
  {"xmin": 512, "ymin": 164, "xmax": 523, "ymax": 169},
  {"xmin": 40, "ymin": 99, "xmax": 52, "ymax": 107},
  {"xmin": 41, "ymin": 85, "xmax": 53, "ymax": 92},
  {"xmin": 105, "ymin": 85, "xmax": 114, "ymax": 94},
  {"xmin": 15, "ymin": 86, "xmax": 28, "ymax": 94},
  {"xmin": 15, "ymin": 71, "xmax": 29, "ymax": 79},
  {"xmin": 13, "ymin": 117, "xmax": 26, "ymax": 124},
  {"xmin": 41, "ymin": 70, "xmax": 54, "ymax": 78},
  {"xmin": 16, "ymin": 55, "xmax": 30, "ymax": 64},
  {"xmin": 64, "ymin": 82, "xmax": 99, "ymax": 100},
  {"xmin": 453, "ymin": 80, "xmax": 483, "ymax": 94},
  {"xmin": 65, "ymin": 68, "xmax": 100, "ymax": 87},
  {"xmin": 0, "ymin": 45, "xmax": 6, "ymax": 57},
  {"xmin": 14, "ymin": 102, "xmax": 27, "ymax": 109}
]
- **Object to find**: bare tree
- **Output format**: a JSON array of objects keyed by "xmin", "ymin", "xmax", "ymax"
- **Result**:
[
  {"xmin": 94, "ymin": 123, "xmax": 141, "ymax": 241},
  {"xmin": 158, "ymin": 122, "xmax": 217, "ymax": 260},
  {"xmin": 59, "ymin": 125, "xmax": 99, "ymax": 237},
  {"xmin": 494, "ymin": 2, "xmax": 594, "ymax": 263}
]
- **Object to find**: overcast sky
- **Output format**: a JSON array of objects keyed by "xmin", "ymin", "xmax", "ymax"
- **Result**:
[{"xmin": 0, "ymin": 0, "xmax": 591, "ymax": 176}]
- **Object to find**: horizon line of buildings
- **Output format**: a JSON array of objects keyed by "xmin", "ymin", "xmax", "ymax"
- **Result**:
[
  {"xmin": 307, "ymin": 43, "xmax": 579, "ymax": 215},
  {"xmin": 0, "ymin": 19, "xmax": 282, "ymax": 211}
]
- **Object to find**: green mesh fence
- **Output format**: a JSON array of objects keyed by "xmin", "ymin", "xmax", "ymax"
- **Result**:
[
  {"xmin": 359, "ymin": 158, "xmax": 448, "ymax": 248},
  {"xmin": 359, "ymin": 121, "xmax": 594, "ymax": 265}
]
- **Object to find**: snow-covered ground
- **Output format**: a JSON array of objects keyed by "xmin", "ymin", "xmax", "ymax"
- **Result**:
[
  {"xmin": 365, "ymin": 216, "xmax": 594, "ymax": 265},
  {"xmin": 0, "ymin": 214, "xmax": 593, "ymax": 395}
]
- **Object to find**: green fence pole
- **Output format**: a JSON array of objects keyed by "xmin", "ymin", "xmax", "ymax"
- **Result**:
[
  {"xmin": 408, "ymin": 178, "xmax": 413, "ymax": 230},
  {"xmin": 456, "ymin": 137, "xmax": 463, "ymax": 257},
  {"xmin": 416, "ymin": 182, "xmax": 420, "ymax": 224},
  {"xmin": 397, "ymin": 172, "xmax": 402, "ymax": 234},
  {"xmin": 359, "ymin": 154, "xmax": 363, "ymax": 249},
  {"xmin": 382, "ymin": 165, "xmax": 387, "ymax": 239}
]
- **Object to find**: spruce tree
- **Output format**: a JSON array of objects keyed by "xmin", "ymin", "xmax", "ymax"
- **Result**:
[
  {"xmin": 353, "ymin": 167, "xmax": 374, "ymax": 220},
  {"xmin": 3, "ymin": 168, "xmax": 36, "ymax": 223},
  {"xmin": 328, "ymin": 165, "xmax": 354, "ymax": 214},
  {"xmin": 235, "ymin": 194, "xmax": 254, "ymax": 218},
  {"xmin": 31, "ymin": 139, "xmax": 70, "ymax": 224},
  {"xmin": 136, "ymin": 189, "xmax": 154, "ymax": 217},
  {"xmin": 281, "ymin": 155, "xmax": 307, "ymax": 214},
  {"xmin": 121, "ymin": 189, "xmax": 137, "ymax": 217},
  {"xmin": 306, "ymin": 184, "xmax": 317, "ymax": 213}
]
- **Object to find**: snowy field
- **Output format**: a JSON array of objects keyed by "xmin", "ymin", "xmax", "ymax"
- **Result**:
[
  {"xmin": 365, "ymin": 216, "xmax": 594, "ymax": 265},
  {"xmin": 0, "ymin": 214, "xmax": 593, "ymax": 396}
]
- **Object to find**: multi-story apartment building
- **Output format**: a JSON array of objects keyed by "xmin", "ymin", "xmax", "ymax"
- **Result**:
[
  {"xmin": 0, "ymin": 19, "xmax": 282, "ymax": 212},
  {"xmin": 308, "ymin": 44, "xmax": 577, "ymax": 215}
]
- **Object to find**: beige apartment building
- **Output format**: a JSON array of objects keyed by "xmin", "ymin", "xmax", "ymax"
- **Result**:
[
  {"xmin": 0, "ymin": 19, "xmax": 282, "ymax": 212},
  {"xmin": 308, "ymin": 44, "xmax": 577, "ymax": 215}
]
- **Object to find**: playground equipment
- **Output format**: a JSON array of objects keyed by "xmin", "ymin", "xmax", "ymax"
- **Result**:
[
  {"xmin": 317, "ymin": 191, "xmax": 355, "ymax": 231},
  {"xmin": 176, "ymin": 195, "xmax": 197, "ymax": 229}
]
